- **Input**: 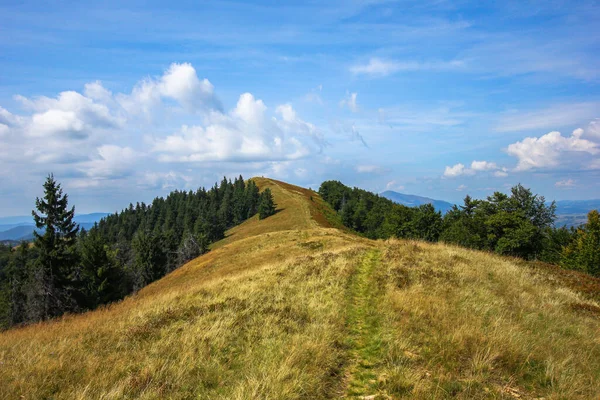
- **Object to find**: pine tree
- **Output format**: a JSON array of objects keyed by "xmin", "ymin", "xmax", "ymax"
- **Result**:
[
  {"xmin": 258, "ymin": 188, "xmax": 276, "ymax": 220},
  {"xmin": 31, "ymin": 174, "xmax": 80, "ymax": 319}
]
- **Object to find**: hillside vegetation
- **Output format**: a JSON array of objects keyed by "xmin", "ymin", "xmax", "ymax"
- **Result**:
[{"xmin": 0, "ymin": 178, "xmax": 599, "ymax": 399}]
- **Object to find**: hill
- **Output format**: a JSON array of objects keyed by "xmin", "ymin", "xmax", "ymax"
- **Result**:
[
  {"xmin": 0, "ymin": 178, "xmax": 599, "ymax": 399},
  {"xmin": 381, "ymin": 191, "xmax": 454, "ymax": 214},
  {"xmin": 0, "ymin": 225, "xmax": 36, "ymax": 241}
]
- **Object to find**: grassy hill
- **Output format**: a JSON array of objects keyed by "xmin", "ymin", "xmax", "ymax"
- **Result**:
[{"xmin": 1, "ymin": 178, "xmax": 599, "ymax": 399}]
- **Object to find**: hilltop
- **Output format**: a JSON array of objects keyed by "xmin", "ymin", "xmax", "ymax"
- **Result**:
[{"xmin": 0, "ymin": 178, "xmax": 599, "ymax": 399}]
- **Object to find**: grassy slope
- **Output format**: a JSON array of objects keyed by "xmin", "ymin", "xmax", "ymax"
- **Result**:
[{"xmin": 0, "ymin": 178, "xmax": 599, "ymax": 399}]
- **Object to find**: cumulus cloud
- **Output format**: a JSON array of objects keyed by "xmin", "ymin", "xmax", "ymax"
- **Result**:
[
  {"xmin": 340, "ymin": 92, "xmax": 359, "ymax": 112},
  {"xmin": 444, "ymin": 160, "xmax": 507, "ymax": 178},
  {"xmin": 152, "ymin": 94, "xmax": 324, "ymax": 163},
  {"xmin": 443, "ymin": 163, "xmax": 473, "ymax": 178},
  {"xmin": 0, "ymin": 62, "xmax": 331, "ymax": 206},
  {"xmin": 471, "ymin": 160, "xmax": 498, "ymax": 171},
  {"xmin": 16, "ymin": 90, "xmax": 121, "ymax": 139},
  {"xmin": 350, "ymin": 57, "xmax": 464, "ymax": 77},
  {"xmin": 117, "ymin": 63, "xmax": 222, "ymax": 117},
  {"xmin": 506, "ymin": 127, "xmax": 599, "ymax": 171},
  {"xmin": 82, "ymin": 145, "xmax": 137, "ymax": 179}
]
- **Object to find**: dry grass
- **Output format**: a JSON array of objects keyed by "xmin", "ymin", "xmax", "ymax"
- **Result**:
[
  {"xmin": 375, "ymin": 240, "xmax": 600, "ymax": 399},
  {"xmin": 0, "ymin": 178, "xmax": 598, "ymax": 399}
]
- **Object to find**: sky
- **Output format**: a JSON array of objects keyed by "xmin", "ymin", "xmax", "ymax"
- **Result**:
[{"xmin": 0, "ymin": 0, "xmax": 599, "ymax": 216}]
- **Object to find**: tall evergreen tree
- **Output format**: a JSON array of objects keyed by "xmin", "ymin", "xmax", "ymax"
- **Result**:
[
  {"xmin": 258, "ymin": 188, "xmax": 276, "ymax": 220},
  {"xmin": 31, "ymin": 174, "xmax": 80, "ymax": 319}
]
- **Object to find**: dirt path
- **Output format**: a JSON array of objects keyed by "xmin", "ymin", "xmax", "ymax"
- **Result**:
[{"xmin": 344, "ymin": 249, "xmax": 387, "ymax": 399}]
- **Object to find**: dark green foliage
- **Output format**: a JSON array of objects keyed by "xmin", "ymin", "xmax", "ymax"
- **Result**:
[
  {"xmin": 320, "ymin": 180, "xmax": 597, "ymax": 276},
  {"xmin": 78, "ymin": 228, "xmax": 123, "ymax": 307},
  {"xmin": 319, "ymin": 180, "xmax": 442, "ymax": 241},
  {"xmin": 442, "ymin": 185, "xmax": 556, "ymax": 259},
  {"xmin": 0, "ymin": 175, "xmax": 261, "ymax": 329},
  {"xmin": 31, "ymin": 174, "xmax": 80, "ymax": 319},
  {"xmin": 562, "ymin": 210, "xmax": 600, "ymax": 276},
  {"xmin": 258, "ymin": 188, "xmax": 276, "ymax": 220}
]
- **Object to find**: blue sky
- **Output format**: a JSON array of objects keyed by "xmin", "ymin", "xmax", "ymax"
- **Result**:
[{"xmin": 0, "ymin": 0, "xmax": 599, "ymax": 215}]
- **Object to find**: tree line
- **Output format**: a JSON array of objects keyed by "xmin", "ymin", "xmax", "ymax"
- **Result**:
[
  {"xmin": 0, "ymin": 175, "xmax": 276, "ymax": 329},
  {"xmin": 319, "ymin": 180, "xmax": 599, "ymax": 276}
]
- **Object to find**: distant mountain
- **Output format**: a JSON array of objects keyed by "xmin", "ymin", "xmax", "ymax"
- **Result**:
[
  {"xmin": 0, "ymin": 213, "xmax": 110, "ymax": 241},
  {"xmin": 0, "ymin": 226, "xmax": 37, "ymax": 241},
  {"xmin": 0, "ymin": 213, "xmax": 110, "ymax": 226},
  {"xmin": 381, "ymin": 191, "xmax": 455, "ymax": 214},
  {"xmin": 0, "ymin": 223, "xmax": 34, "ymax": 233},
  {"xmin": 554, "ymin": 200, "xmax": 600, "ymax": 215},
  {"xmin": 553, "ymin": 200, "xmax": 600, "ymax": 228}
]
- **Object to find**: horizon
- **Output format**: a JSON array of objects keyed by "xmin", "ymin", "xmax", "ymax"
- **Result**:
[
  {"xmin": 2, "ymin": 180, "xmax": 599, "ymax": 219},
  {"xmin": 1, "ymin": 1, "xmax": 599, "ymax": 215}
]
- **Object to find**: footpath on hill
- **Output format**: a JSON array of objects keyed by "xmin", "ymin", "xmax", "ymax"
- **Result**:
[{"xmin": 344, "ymin": 249, "xmax": 388, "ymax": 399}]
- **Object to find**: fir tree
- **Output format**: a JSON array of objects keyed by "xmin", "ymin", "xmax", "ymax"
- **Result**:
[
  {"xmin": 31, "ymin": 174, "xmax": 80, "ymax": 319},
  {"xmin": 258, "ymin": 188, "xmax": 276, "ymax": 220}
]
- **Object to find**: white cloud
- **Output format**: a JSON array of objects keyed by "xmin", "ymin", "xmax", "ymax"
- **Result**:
[
  {"xmin": 340, "ymin": 92, "xmax": 359, "ymax": 112},
  {"xmin": 443, "ymin": 163, "xmax": 473, "ymax": 178},
  {"xmin": 15, "ymin": 90, "xmax": 121, "ymax": 140},
  {"xmin": 0, "ymin": 62, "xmax": 332, "ymax": 207},
  {"xmin": 82, "ymin": 145, "xmax": 137, "ymax": 179},
  {"xmin": 444, "ymin": 160, "xmax": 507, "ymax": 178},
  {"xmin": 152, "ymin": 94, "xmax": 324, "ymax": 163},
  {"xmin": 506, "ymin": 128, "xmax": 599, "ymax": 171},
  {"xmin": 555, "ymin": 179, "xmax": 576, "ymax": 188},
  {"xmin": 350, "ymin": 57, "xmax": 464, "ymax": 77},
  {"xmin": 84, "ymin": 81, "xmax": 114, "ymax": 104},
  {"xmin": 470, "ymin": 160, "xmax": 498, "ymax": 171},
  {"xmin": 456, "ymin": 184, "xmax": 467, "ymax": 191},
  {"xmin": 117, "ymin": 62, "xmax": 222, "ymax": 117}
]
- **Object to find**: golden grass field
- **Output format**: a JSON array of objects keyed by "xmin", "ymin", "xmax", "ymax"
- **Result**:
[{"xmin": 0, "ymin": 177, "xmax": 598, "ymax": 399}]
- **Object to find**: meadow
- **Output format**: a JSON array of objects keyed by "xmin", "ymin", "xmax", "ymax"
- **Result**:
[{"xmin": 0, "ymin": 178, "xmax": 598, "ymax": 399}]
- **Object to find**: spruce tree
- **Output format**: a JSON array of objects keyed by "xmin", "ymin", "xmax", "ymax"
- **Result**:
[
  {"xmin": 31, "ymin": 174, "xmax": 80, "ymax": 319},
  {"xmin": 258, "ymin": 188, "xmax": 276, "ymax": 220}
]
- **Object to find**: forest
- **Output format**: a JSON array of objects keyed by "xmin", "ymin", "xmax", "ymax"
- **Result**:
[
  {"xmin": 0, "ymin": 175, "xmax": 276, "ymax": 329},
  {"xmin": 319, "ymin": 180, "xmax": 599, "ymax": 276}
]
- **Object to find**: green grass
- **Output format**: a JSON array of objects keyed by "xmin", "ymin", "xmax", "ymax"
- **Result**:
[{"xmin": 344, "ymin": 249, "xmax": 387, "ymax": 398}]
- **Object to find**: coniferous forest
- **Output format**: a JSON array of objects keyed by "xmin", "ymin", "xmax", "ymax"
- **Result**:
[
  {"xmin": 319, "ymin": 180, "xmax": 600, "ymax": 276},
  {"xmin": 0, "ymin": 175, "xmax": 276, "ymax": 329}
]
